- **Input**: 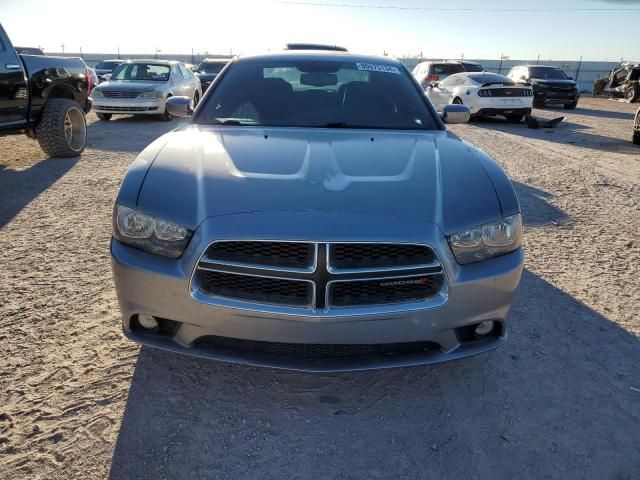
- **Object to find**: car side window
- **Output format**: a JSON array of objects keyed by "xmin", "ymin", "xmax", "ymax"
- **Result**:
[
  {"xmin": 179, "ymin": 65, "xmax": 191, "ymax": 79},
  {"xmin": 173, "ymin": 65, "xmax": 184, "ymax": 80}
]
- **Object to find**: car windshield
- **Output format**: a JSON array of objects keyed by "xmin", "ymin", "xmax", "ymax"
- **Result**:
[
  {"xmin": 195, "ymin": 59, "xmax": 438, "ymax": 130},
  {"xmin": 110, "ymin": 63, "xmax": 170, "ymax": 82},
  {"xmin": 431, "ymin": 64, "xmax": 465, "ymax": 75},
  {"xmin": 529, "ymin": 67, "xmax": 568, "ymax": 80},
  {"xmin": 96, "ymin": 61, "xmax": 121, "ymax": 69},
  {"xmin": 469, "ymin": 74, "xmax": 512, "ymax": 85},
  {"xmin": 198, "ymin": 62, "xmax": 227, "ymax": 74}
]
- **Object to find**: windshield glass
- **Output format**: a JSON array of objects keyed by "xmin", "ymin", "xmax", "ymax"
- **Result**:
[
  {"xmin": 195, "ymin": 59, "xmax": 438, "ymax": 130},
  {"xmin": 529, "ymin": 67, "xmax": 568, "ymax": 80},
  {"xmin": 430, "ymin": 64, "xmax": 465, "ymax": 75},
  {"xmin": 95, "ymin": 61, "xmax": 121, "ymax": 69},
  {"xmin": 198, "ymin": 61, "xmax": 227, "ymax": 74},
  {"xmin": 110, "ymin": 63, "xmax": 170, "ymax": 82},
  {"xmin": 469, "ymin": 74, "xmax": 512, "ymax": 84}
]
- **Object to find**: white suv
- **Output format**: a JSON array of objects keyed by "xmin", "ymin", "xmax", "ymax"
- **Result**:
[{"xmin": 412, "ymin": 61, "xmax": 466, "ymax": 89}]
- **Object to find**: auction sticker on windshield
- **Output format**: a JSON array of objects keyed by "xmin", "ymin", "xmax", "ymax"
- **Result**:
[{"xmin": 356, "ymin": 62, "xmax": 401, "ymax": 75}]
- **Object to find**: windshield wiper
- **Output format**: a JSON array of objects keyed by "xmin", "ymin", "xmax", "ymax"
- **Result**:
[
  {"xmin": 322, "ymin": 122, "xmax": 385, "ymax": 129},
  {"xmin": 209, "ymin": 119, "xmax": 246, "ymax": 126}
]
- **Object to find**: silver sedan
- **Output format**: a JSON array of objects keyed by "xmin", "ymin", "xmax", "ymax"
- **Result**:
[{"xmin": 111, "ymin": 50, "xmax": 523, "ymax": 371}]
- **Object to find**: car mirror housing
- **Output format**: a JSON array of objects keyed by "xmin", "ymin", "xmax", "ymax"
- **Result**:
[
  {"xmin": 441, "ymin": 104, "xmax": 470, "ymax": 124},
  {"xmin": 166, "ymin": 96, "xmax": 193, "ymax": 117}
]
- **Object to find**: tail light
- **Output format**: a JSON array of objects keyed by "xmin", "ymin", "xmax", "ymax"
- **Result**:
[
  {"xmin": 86, "ymin": 67, "xmax": 94, "ymax": 93},
  {"xmin": 478, "ymin": 89, "xmax": 492, "ymax": 97},
  {"xmin": 427, "ymin": 74, "xmax": 439, "ymax": 81}
]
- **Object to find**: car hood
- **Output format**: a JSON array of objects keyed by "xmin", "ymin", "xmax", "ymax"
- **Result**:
[
  {"xmin": 97, "ymin": 81, "xmax": 163, "ymax": 91},
  {"xmin": 133, "ymin": 126, "xmax": 505, "ymax": 234}
]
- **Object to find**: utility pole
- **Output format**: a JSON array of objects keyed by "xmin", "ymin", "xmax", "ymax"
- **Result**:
[
  {"xmin": 60, "ymin": 42, "xmax": 65, "ymax": 54},
  {"xmin": 536, "ymin": 54, "xmax": 540, "ymax": 65},
  {"xmin": 79, "ymin": 46, "xmax": 83, "ymax": 59},
  {"xmin": 575, "ymin": 55, "xmax": 583, "ymax": 82},
  {"xmin": 117, "ymin": 46, "xmax": 120, "ymax": 58}
]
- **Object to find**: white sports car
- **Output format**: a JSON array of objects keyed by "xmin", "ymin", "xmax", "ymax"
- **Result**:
[{"xmin": 425, "ymin": 72, "xmax": 534, "ymax": 122}]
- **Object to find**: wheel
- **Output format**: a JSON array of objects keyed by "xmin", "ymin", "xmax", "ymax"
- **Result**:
[
  {"xmin": 192, "ymin": 91, "xmax": 200, "ymax": 108},
  {"xmin": 564, "ymin": 101, "xmax": 578, "ymax": 110},
  {"xmin": 96, "ymin": 112, "xmax": 112, "ymax": 121},
  {"xmin": 452, "ymin": 97, "xmax": 463, "ymax": 105},
  {"xmin": 35, "ymin": 98, "xmax": 87, "ymax": 157},
  {"xmin": 533, "ymin": 99, "xmax": 545, "ymax": 108},
  {"xmin": 506, "ymin": 113, "xmax": 524, "ymax": 123},
  {"xmin": 624, "ymin": 85, "xmax": 639, "ymax": 103},
  {"xmin": 633, "ymin": 131, "xmax": 640, "ymax": 145},
  {"xmin": 159, "ymin": 96, "xmax": 173, "ymax": 121}
]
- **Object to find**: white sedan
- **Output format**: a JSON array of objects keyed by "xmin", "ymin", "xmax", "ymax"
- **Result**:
[{"xmin": 425, "ymin": 72, "xmax": 534, "ymax": 122}]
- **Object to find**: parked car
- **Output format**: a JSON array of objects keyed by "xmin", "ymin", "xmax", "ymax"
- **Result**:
[
  {"xmin": 412, "ymin": 61, "xmax": 465, "ymax": 89},
  {"xmin": 14, "ymin": 46, "xmax": 44, "ymax": 55},
  {"xmin": 426, "ymin": 72, "xmax": 533, "ymax": 122},
  {"xmin": 446, "ymin": 60, "xmax": 484, "ymax": 72},
  {"xmin": 111, "ymin": 50, "xmax": 523, "ymax": 372},
  {"xmin": 87, "ymin": 66, "xmax": 98, "ymax": 92},
  {"xmin": 593, "ymin": 63, "xmax": 640, "ymax": 103},
  {"xmin": 94, "ymin": 59, "xmax": 124, "ymax": 82},
  {"xmin": 507, "ymin": 65, "xmax": 579, "ymax": 109},
  {"xmin": 92, "ymin": 60, "xmax": 202, "ymax": 121},
  {"xmin": 195, "ymin": 58, "xmax": 229, "ymax": 93},
  {"xmin": 0, "ymin": 23, "xmax": 91, "ymax": 157},
  {"xmin": 633, "ymin": 107, "xmax": 640, "ymax": 145}
]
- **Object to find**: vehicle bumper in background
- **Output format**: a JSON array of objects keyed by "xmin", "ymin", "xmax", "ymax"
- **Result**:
[
  {"xmin": 473, "ymin": 107, "xmax": 531, "ymax": 118},
  {"xmin": 466, "ymin": 96, "xmax": 533, "ymax": 117},
  {"xmin": 111, "ymin": 211, "xmax": 524, "ymax": 371},
  {"xmin": 93, "ymin": 98, "xmax": 164, "ymax": 115},
  {"xmin": 534, "ymin": 89, "xmax": 580, "ymax": 105}
]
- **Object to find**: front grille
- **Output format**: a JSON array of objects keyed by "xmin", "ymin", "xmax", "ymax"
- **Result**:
[
  {"xmin": 102, "ymin": 90, "xmax": 142, "ymax": 98},
  {"xmin": 197, "ymin": 270, "xmax": 311, "ymax": 307},
  {"xmin": 204, "ymin": 241, "xmax": 314, "ymax": 270},
  {"xmin": 193, "ymin": 241, "xmax": 446, "ymax": 312},
  {"xmin": 329, "ymin": 243, "xmax": 434, "ymax": 270},
  {"xmin": 330, "ymin": 275, "xmax": 441, "ymax": 307},
  {"xmin": 195, "ymin": 335, "xmax": 439, "ymax": 360}
]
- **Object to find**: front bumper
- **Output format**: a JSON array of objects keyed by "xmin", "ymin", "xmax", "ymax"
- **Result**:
[
  {"xmin": 533, "ymin": 88, "xmax": 580, "ymax": 105},
  {"xmin": 93, "ymin": 97, "xmax": 165, "ymax": 115},
  {"xmin": 111, "ymin": 211, "xmax": 524, "ymax": 371}
]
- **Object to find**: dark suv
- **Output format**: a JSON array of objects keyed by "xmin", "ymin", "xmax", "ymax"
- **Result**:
[
  {"xmin": 195, "ymin": 58, "xmax": 229, "ymax": 93},
  {"xmin": 507, "ymin": 65, "xmax": 579, "ymax": 109}
]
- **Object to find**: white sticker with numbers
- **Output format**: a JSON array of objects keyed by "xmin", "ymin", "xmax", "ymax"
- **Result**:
[{"xmin": 355, "ymin": 62, "xmax": 401, "ymax": 75}]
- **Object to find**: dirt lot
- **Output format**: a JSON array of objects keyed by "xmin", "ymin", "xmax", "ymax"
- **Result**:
[{"xmin": 1, "ymin": 98, "xmax": 639, "ymax": 479}]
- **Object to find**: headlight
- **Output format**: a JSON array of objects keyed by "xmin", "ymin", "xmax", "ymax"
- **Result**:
[
  {"xmin": 139, "ymin": 90, "xmax": 163, "ymax": 99},
  {"xmin": 113, "ymin": 205, "xmax": 192, "ymax": 258},
  {"xmin": 92, "ymin": 89, "xmax": 104, "ymax": 97},
  {"xmin": 447, "ymin": 214, "xmax": 522, "ymax": 264}
]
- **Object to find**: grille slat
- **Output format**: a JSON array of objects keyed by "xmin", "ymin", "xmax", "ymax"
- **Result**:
[
  {"xmin": 194, "ymin": 242, "xmax": 445, "ymax": 311},
  {"xmin": 195, "ymin": 336, "xmax": 438, "ymax": 360},
  {"xmin": 197, "ymin": 270, "xmax": 312, "ymax": 307},
  {"xmin": 102, "ymin": 90, "xmax": 143, "ymax": 98}
]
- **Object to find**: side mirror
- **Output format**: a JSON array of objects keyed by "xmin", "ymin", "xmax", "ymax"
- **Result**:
[
  {"xmin": 568, "ymin": 76, "xmax": 574, "ymax": 80},
  {"xmin": 166, "ymin": 96, "xmax": 193, "ymax": 117},
  {"xmin": 441, "ymin": 104, "xmax": 470, "ymax": 124},
  {"xmin": 102, "ymin": 73, "xmax": 112, "ymax": 81}
]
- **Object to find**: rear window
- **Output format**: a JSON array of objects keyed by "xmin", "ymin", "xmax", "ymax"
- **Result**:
[
  {"xmin": 461, "ymin": 62, "xmax": 483, "ymax": 72},
  {"xmin": 198, "ymin": 61, "xmax": 227, "ymax": 74},
  {"xmin": 529, "ymin": 67, "xmax": 568, "ymax": 80},
  {"xmin": 95, "ymin": 61, "xmax": 121, "ymax": 69},
  {"xmin": 430, "ymin": 63, "xmax": 465, "ymax": 75},
  {"xmin": 468, "ymin": 74, "xmax": 512, "ymax": 85},
  {"xmin": 196, "ymin": 59, "xmax": 438, "ymax": 130}
]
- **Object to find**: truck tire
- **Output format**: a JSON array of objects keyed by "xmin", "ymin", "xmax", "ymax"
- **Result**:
[
  {"xmin": 634, "ymin": 130, "xmax": 640, "ymax": 145},
  {"xmin": 36, "ymin": 99, "xmax": 87, "ymax": 157},
  {"xmin": 564, "ymin": 101, "xmax": 578, "ymax": 110},
  {"xmin": 97, "ymin": 112, "xmax": 112, "ymax": 121},
  {"xmin": 624, "ymin": 85, "xmax": 639, "ymax": 103}
]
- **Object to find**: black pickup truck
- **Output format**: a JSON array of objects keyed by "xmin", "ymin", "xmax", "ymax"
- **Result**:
[{"xmin": 0, "ymin": 23, "xmax": 92, "ymax": 157}]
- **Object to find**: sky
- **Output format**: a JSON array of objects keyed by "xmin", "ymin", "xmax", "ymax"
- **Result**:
[{"xmin": 2, "ymin": 0, "xmax": 639, "ymax": 60}]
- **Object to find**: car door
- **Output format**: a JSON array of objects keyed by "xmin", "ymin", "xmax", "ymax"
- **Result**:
[
  {"xmin": 0, "ymin": 27, "xmax": 29, "ymax": 127},
  {"xmin": 428, "ymin": 76, "xmax": 457, "ymax": 110},
  {"xmin": 179, "ymin": 65, "xmax": 196, "ymax": 97}
]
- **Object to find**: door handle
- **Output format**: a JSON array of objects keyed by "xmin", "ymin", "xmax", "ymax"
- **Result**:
[{"xmin": 6, "ymin": 63, "xmax": 21, "ymax": 70}]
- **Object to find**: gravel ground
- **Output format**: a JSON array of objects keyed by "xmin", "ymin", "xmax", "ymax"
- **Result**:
[{"xmin": 0, "ymin": 98, "xmax": 638, "ymax": 479}]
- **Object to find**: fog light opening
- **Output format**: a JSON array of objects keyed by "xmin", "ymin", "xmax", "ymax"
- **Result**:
[
  {"xmin": 474, "ymin": 321, "xmax": 495, "ymax": 337},
  {"xmin": 137, "ymin": 314, "xmax": 159, "ymax": 331}
]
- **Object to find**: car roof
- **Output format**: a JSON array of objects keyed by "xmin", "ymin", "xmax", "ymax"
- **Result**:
[
  {"xmin": 201, "ymin": 58, "xmax": 230, "ymax": 63},
  {"xmin": 121, "ymin": 59, "xmax": 181, "ymax": 65},
  {"xmin": 520, "ymin": 65, "xmax": 562, "ymax": 69},
  {"xmin": 235, "ymin": 50, "xmax": 403, "ymax": 67}
]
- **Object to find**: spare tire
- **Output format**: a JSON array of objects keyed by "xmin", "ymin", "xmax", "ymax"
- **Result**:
[{"xmin": 36, "ymin": 98, "xmax": 87, "ymax": 157}]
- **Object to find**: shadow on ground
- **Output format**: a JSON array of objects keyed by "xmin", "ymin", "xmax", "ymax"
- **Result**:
[
  {"xmin": 86, "ymin": 116, "xmax": 188, "ymax": 153},
  {"xmin": 513, "ymin": 181, "xmax": 567, "ymax": 227},
  {"xmin": 0, "ymin": 157, "xmax": 79, "ymax": 228},
  {"xmin": 108, "ymin": 271, "xmax": 639, "ymax": 480}
]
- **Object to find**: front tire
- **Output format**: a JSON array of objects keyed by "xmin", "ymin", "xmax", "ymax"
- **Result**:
[
  {"xmin": 96, "ymin": 112, "xmax": 112, "ymax": 121},
  {"xmin": 564, "ymin": 101, "xmax": 578, "ymax": 110},
  {"xmin": 159, "ymin": 96, "xmax": 173, "ymax": 121},
  {"xmin": 452, "ymin": 97, "xmax": 463, "ymax": 105},
  {"xmin": 624, "ymin": 85, "xmax": 639, "ymax": 103},
  {"xmin": 35, "ymin": 98, "xmax": 87, "ymax": 157},
  {"xmin": 533, "ymin": 99, "xmax": 545, "ymax": 108}
]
